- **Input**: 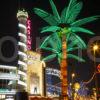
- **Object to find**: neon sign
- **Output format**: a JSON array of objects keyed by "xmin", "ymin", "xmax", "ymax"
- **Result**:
[
  {"xmin": 27, "ymin": 18, "xmax": 31, "ymax": 50},
  {"xmin": 46, "ymin": 68, "xmax": 61, "ymax": 78}
]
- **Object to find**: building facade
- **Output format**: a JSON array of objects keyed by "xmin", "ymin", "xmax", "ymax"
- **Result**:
[
  {"xmin": 0, "ymin": 65, "xmax": 17, "ymax": 99},
  {"xmin": 17, "ymin": 10, "xmax": 28, "ymax": 91},
  {"xmin": 27, "ymin": 51, "xmax": 45, "ymax": 96}
]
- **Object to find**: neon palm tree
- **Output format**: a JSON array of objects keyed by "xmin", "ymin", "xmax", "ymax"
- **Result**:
[
  {"xmin": 34, "ymin": 0, "xmax": 99, "ymax": 99},
  {"xmin": 40, "ymin": 32, "xmax": 85, "ymax": 63},
  {"xmin": 40, "ymin": 31, "xmax": 86, "ymax": 99}
]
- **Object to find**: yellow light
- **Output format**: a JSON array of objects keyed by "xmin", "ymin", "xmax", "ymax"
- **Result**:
[
  {"xmin": 72, "ymin": 73, "xmax": 75, "ymax": 78},
  {"xmin": 93, "ymin": 45, "xmax": 98, "ymax": 51},
  {"xmin": 74, "ymin": 82, "xmax": 80, "ymax": 90},
  {"xmin": 70, "ymin": 83, "xmax": 72, "ymax": 86}
]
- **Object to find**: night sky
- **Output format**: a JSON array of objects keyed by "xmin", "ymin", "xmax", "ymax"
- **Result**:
[{"xmin": 0, "ymin": 0, "xmax": 100, "ymax": 89}]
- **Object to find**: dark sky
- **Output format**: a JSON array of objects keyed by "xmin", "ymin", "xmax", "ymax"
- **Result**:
[{"xmin": 0, "ymin": 0, "xmax": 100, "ymax": 89}]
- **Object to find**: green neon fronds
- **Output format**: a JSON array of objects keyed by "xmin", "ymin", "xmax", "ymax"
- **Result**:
[
  {"xmin": 49, "ymin": 0, "xmax": 61, "ymax": 22},
  {"xmin": 40, "ymin": 32, "xmax": 61, "ymax": 51},
  {"xmin": 41, "ymin": 47, "xmax": 58, "ymax": 53},
  {"xmin": 40, "ymin": 32, "xmax": 85, "ymax": 63},
  {"xmin": 33, "ymin": 8, "xmax": 58, "ymax": 25},
  {"xmin": 34, "ymin": 0, "xmax": 99, "ymax": 64},
  {"xmin": 42, "ymin": 54, "xmax": 57, "ymax": 61},
  {"xmin": 69, "ymin": 33, "xmax": 87, "ymax": 49},
  {"xmin": 66, "ymin": 2, "xmax": 83, "ymax": 23},
  {"xmin": 68, "ymin": 54, "xmax": 85, "ymax": 62},
  {"xmin": 40, "ymin": 35, "xmax": 51, "ymax": 48},
  {"xmin": 71, "ymin": 15, "xmax": 100, "ymax": 26},
  {"xmin": 70, "ymin": 27, "xmax": 95, "ymax": 34},
  {"xmin": 67, "ymin": 47, "xmax": 80, "ymax": 52},
  {"xmin": 41, "ymin": 26, "xmax": 60, "ymax": 33},
  {"xmin": 62, "ymin": 0, "xmax": 77, "ymax": 23}
]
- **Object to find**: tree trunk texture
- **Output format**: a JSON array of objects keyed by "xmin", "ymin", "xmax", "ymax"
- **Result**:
[{"xmin": 60, "ymin": 34, "xmax": 69, "ymax": 100}]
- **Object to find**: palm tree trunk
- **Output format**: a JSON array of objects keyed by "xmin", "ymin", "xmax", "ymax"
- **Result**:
[{"xmin": 60, "ymin": 34, "xmax": 68, "ymax": 100}]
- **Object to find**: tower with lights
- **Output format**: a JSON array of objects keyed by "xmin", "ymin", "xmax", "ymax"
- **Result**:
[{"xmin": 17, "ymin": 9, "xmax": 28, "ymax": 91}]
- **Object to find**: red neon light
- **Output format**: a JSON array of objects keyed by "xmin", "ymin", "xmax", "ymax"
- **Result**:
[
  {"xmin": 97, "ymin": 64, "xmax": 100, "ymax": 73},
  {"xmin": 27, "ymin": 18, "xmax": 31, "ymax": 50}
]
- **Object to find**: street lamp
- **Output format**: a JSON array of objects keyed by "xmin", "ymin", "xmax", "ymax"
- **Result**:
[
  {"xmin": 72, "ymin": 73, "xmax": 75, "ymax": 79},
  {"xmin": 93, "ymin": 44, "xmax": 99, "ymax": 98},
  {"xmin": 93, "ymin": 44, "xmax": 99, "ymax": 53},
  {"xmin": 71, "ymin": 73, "xmax": 75, "ymax": 87},
  {"xmin": 71, "ymin": 73, "xmax": 75, "ymax": 99}
]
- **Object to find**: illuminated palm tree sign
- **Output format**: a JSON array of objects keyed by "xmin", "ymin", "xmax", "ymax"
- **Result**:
[{"xmin": 34, "ymin": 0, "xmax": 99, "ymax": 99}]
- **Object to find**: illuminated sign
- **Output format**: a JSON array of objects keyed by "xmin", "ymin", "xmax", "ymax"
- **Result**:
[
  {"xmin": 46, "ymin": 68, "xmax": 60, "ymax": 78},
  {"xmin": 27, "ymin": 51, "xmax": 44, "ymax": 96},
  {"xmin": 6, "ymin": 95, "xmax": 15, "ymax": 100},
  {"xmin": 27, "ymin": 18, "xmax": 31, "ymax": 50},
  {"xmin": 47, "ymin": 84, "xmax": 61, "ymax": 92}
]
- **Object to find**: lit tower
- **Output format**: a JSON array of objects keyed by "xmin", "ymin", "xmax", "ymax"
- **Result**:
[{"xmin": 17, "ymin": 10, "xmax": 28, "ymax": 91}]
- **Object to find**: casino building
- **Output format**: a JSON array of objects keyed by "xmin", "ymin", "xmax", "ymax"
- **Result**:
[
  {"xmin": 0, "ymin": 9, "xmax": 47, "ymax": 100},
  {"xmin": 0, "ymin": 9, "xmax": 29, "ymax": 99}
]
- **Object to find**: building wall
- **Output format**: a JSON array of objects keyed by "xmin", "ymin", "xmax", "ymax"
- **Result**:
[
  {"xmin": 27, "ymin": 51, "xmax": 45, "ymax": 96},
  {"xmin": 0, "ymin": 65, "xmax": 17, "ymax": 94},
  {"xmin": 17, "ymin": 10, "xmax": 28, "ymax": 91}
]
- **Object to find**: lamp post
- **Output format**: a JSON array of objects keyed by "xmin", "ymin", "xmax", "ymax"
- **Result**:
[
  {"xmin": 72, "ymin": 73, "xmax": 75, "ymax": 81},
  {"xmin": 93, "ymin": 44, "xmax": 99, "ymax": 99},
  {"xmin": 71, "ymin": 73, "xmax": 75, "ymax": 100}
]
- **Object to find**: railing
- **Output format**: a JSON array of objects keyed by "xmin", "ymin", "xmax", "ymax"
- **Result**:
[{"xmin": 0, "ymin": 73, "xmax": 18, "ymax": 80}]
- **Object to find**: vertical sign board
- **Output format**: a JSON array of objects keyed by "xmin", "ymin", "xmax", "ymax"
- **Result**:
[
  {"xmin": 27, "ymin": 18, "xmax": 31, "ymax": 50},
  {"xmin": 27, "ymin": 51, "xmax": 45, "ymax": 96}
]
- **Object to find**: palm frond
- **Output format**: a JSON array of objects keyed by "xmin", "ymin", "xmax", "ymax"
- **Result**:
[
  {"xmin": 69, "ymin": 33, "xmax": 87, "ymax": 49},
  {"xmin": 54, "ymin": 32, "xmax": 62, "ymax": 50},
  {"xmin": 58, "ymin": 57, "xmax": 61, "ymax": 64},
  {"xmin": 41, "ymin": 47, "xmax": 58, "ymax": 53},
  {"xmin": 62, "ymin": 0, "xmax": 77, "ymax": 23},
  {"xmin": 61, "ymin": 7, "xmax": 67, "ymax": 23},
  {"xmin": 41, "ymin": 26, "xmax": 60, "ymax": 33},
  {"xmin": 70, "ymin": 27, "xmax": 95, "ymax": 34},
  {"xmin": 42, "ymin": 54, "xmax": 57, "ymax": 61},
  {"xmin": 49, "ymin": 0, "xmax": 61, "ymax": 23},
  {"xmin": 50, "ymin": 33, "xmax": 61, "ymax": 50},
  {"xmin": 48, "ymin": 33, "xmax": 61, "ymax": 50},
  {"xmin": 67, "ymin": 2, "xmax": 83, "ymax": 23},
  {"xmin": 67, "ymin": 47, "xmax": 80, "ymax": 52},
  {"xmin": 66, "ymin": 32, "xmax": 71, "ymax": 41},
  {"xmin": 71, "ymin": 15, "xmax": 100, "ymax": 26},
  {"xmin": 40, "ymin": 35, "xmax": 51, "ymax": 48},
  {"xmin": 58, "ymin": 53, "xmax": 62, "ymax": 59},
  {"xmin": 41, "ymin": 32, "xmax": 61, "ymax": 51},
  {"xmin": 68, "ymin": 54, "xmax": 85, "ymax": 62},
  {"xmin": 68, "ymin": 38, "xmax": 85, "ymax": 50},
  {"xmin": 69, "ymin": 0, "xmax": 77, "ymax": 8},
  {"xmin": 34, "ymin": 8, "xmax": 58, "ymax": 25},
  {"xmin": 41, "ymin": 26, "xmax": 50, "ymax": 32}
]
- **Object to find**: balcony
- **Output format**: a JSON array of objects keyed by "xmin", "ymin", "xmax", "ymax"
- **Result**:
[
  {"xmin": 18, "ymin": 32, "xmax": 27, "ymax": 43},
  {"xmin": 18, "ymin": 70, "xmax": 27, "ymax": 77},
  {"xmin": 18, "ymin": 51, "xmax": 27, "ymax": 59},
  {"xmin": 18, "ymin": 60, "xmax": 27, "ymax": 68},
  {"xmin": 0, "ymin": 65, "xmax": 16, "ymax": 70},
  {"xmin": 18, "ymin": 80, "xmax": 27, "ymax": 87},
  {"xmin": 18, "ymin": 42, "xmax": 27, "ymax": 51},
  {"xmin": 0, "ymin": 73, "xmax": 18, "ymax": 80},
  {"xmin": 18, "ymin": 23, "xmax": 26, "ymax": 30}
]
